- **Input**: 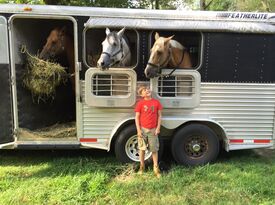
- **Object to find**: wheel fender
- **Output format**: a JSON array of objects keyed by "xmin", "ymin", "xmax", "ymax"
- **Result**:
[
  {"xmin": 163, "ymin": 116, "xmax": 228, "ymax": 147},
  {"xmin": 108, "ymin": 117, "xmax": 135, "ymax": 151}
]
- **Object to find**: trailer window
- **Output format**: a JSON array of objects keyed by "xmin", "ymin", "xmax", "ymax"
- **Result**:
[
  {"xmin": 85, "ymin": 28, "xmax": 138, "ymax": 69},
  {"xmin": 85, "ymin": 68, "xmax": 137, "ymax": 107},
  {"xmin": 149, "ymin": 30, "xmax": 201, "ymax": 70},
  {"xmin": 92, "ymin": 74, "xmax": 130, "ymax": 96},
  {"xmin": 158, "ymin": 75, "xmax": 194, "ymax": 97},
  {"xmin": 151, "ymin": 69, "xmax": 201, "ymax": 108},
  {"xmin": 200, "ymin": 32, "xmax": 275, "ymax": 83}
]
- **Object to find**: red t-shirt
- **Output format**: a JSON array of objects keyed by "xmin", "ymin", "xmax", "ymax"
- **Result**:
[{"xmin": 135, "ymin": 98, "xmax": 163, "ymax": 129}]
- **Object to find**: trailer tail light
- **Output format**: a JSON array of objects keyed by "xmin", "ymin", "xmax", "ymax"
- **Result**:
[
  {"xmin": 229, "ymin": 139, "xmax": 271, "ymax": 144},
  {"xmin": 23, "ymin": 6, "xmax": 32, "ymax": 11},
  {"xmin": 79, "ymin": 138, "xmax": 97, "ymax": 143},
  {"xmin": 230, "ymin": 139, "xmax": 244, "ymax": 143}
]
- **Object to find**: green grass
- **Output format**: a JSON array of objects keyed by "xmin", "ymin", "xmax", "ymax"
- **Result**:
[{"xmin": 0, "ymin": 149, "xmax": 274, "ymax": 205}]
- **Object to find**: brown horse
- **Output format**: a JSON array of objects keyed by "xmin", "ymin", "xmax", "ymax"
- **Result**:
[
  {"xmin": 144, "ymin": 32, "xmax": 192, "ymax": 78},
  {"xmin": 39, "ymin": 26, "xmax": 75, "ymax": 89}
]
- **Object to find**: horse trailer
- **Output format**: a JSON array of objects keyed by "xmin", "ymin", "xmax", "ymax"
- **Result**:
[{"xmin": 0, "ymin": 4, "xmax": 274, "ymax": 166}]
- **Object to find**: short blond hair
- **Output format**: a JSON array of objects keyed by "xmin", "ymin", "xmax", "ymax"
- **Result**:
[{"xmin": 137, "ymin": 85, "xmax": 148, "ymax": 96}]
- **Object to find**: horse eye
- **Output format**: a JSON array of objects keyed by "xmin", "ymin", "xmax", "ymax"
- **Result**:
[
  {"xmin": 157, "ymin": 50, "xmax": 162, "ymax": 55},
  {"xmin": 113, "ymin": 42, "xmax": 117, "ymax": 46}
]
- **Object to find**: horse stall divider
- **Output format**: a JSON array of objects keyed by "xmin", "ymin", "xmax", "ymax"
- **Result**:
[{"xmin": 9, "ymin": 15, "xmax": 77, "ymax": 142}]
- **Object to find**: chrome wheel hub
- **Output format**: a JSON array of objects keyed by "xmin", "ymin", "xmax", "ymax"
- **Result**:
[{"xmin": 125, "ymin": 135, "xmax": 152, "ymax": 162}]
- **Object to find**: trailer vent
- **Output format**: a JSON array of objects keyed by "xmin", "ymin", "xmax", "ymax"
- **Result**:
[
  {"xmin": 85, "ymin": 68, "xmax": 136, "ymax": 107},
  {"xmin": 158, "ymin": 75, "xmax": 195, "ymax": 97},
  {"xmin": 152, "ymin": 69, "xmax": 201, "ymax": 108},
  {"xmin": 92, "ymin": 74, "xmax": 130, "ymax": 96}
]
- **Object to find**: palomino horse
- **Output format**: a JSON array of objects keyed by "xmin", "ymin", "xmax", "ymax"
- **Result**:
[
  {"xmin": 144, "ymin": 32, "xmax": 192, "ymax": 78},
  {"xmin": 97, "ymin": 28, "xmax": 131, "ymax": 95},
  {"xmin": 39, "ymin": 26, "xmax": 75, "ymax": 89},
  {"xmin": 97, "ymin": 27, "xmax": 131, "ymax": 70}
]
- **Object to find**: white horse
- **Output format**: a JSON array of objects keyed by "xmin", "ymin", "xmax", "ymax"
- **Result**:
[
  {"xmin": 97, "ymin": 28, "xmax": 132, "ymax": 96},
  {"xmin": 97, "ymin": 27, "xmax": 131, "ymax": 70}
]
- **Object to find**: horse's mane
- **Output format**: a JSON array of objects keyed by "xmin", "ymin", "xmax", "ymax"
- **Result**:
[{"xmin": 169, "ymin": 39, "xmax": 185, "ymax": 50}]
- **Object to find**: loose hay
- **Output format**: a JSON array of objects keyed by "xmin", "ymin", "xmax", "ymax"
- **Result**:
[
  {"xmin": 18, "ymin": 122, "xmax": 76, "ymax": 140},
  {"xmin": 21, "ymin": 46, "xmax": 68, "ymax": 102}
]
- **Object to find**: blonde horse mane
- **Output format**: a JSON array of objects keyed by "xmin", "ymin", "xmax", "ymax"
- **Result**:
[{"xmin": 169, "ymin": 39, "xmax": 185, "ymax": 50}]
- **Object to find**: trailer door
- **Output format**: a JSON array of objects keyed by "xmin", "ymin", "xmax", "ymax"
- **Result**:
[{"xmin": 0, "ymin": 16, "xmax": 14, "ymax": 146}]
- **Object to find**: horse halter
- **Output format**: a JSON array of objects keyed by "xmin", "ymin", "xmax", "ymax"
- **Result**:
[
  {"xmin": 102, "ymin": 38, "xmax": 125, "ymax": 67},
  {"xmin": 147, "ymin": 47, "xmax": 172, "ymax": 75},
  {"xmin": 147, "ymin": 46, "xmax": 186, "ymax": 78}
]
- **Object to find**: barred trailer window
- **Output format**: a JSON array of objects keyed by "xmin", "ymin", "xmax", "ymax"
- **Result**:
[
  {"xmin": 158, "ymin": 76, "xmax": 194, "ymax": 97},
  {"xmin": 85, "ymin": 68, "xmax": 136, "ymax": 107},
  {"xmin": 92, "ymin": 74, "xmax": 130, "ymax": 96}
]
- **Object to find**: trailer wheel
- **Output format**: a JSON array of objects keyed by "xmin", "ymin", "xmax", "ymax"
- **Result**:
[
  {"xmin": 115, "ymin": 124, "xmax": 163, "ymax": 163},
  {"xmin": 171, "ymin": 124, "xmax": 219, "ymax": 166}
]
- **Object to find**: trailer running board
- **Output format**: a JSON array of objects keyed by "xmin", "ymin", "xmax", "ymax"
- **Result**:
[{"xmin": 16, "ymin": 141, "xmax": 81, "ymax": 149}]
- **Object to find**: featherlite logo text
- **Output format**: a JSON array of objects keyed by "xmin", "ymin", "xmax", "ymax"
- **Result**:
[{"xmin": 217, "ymin": 13, "xmax": 268, "ymax": 20}]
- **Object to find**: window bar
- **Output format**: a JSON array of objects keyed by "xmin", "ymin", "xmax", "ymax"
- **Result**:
[
  {"xmin": 175, "ymin": 76, "xmax": 178, "ymax": 97},
  {"xmin": 96, "ymin": 75, "xmax": 98, "ymax": 96},
  {"xmin": 160, "ymin": 77, "xmax": 163, "ymax": 97},
  {"xmin": 111, "ymin": 75, "xmax": 113, "ymax": 96}
]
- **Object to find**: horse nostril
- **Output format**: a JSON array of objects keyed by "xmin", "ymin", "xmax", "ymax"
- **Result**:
[{"xmin": 97, "ymin": 60, "xmax": 104, "ymax": 68}]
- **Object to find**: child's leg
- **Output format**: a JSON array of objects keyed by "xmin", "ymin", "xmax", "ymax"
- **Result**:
[
  {"xmin": 152, "ymin": 151, "xmax": 161, "ymax": 178},
  {"xmin": 152, "ymin": 151, "xmax": 158, "ymax": 167},
  {"xmin": 139, "ymin": 150, "xmax": 145, "ymax": 168}
]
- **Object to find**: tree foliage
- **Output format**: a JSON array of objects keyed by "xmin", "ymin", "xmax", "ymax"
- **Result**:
[
  {"xmin": 189, "ymin": 0, "xmax": 275, "ymax": 11},
  {"xmin": 43, "ymin": 0, "xmax": 132, "ymax": 8}
]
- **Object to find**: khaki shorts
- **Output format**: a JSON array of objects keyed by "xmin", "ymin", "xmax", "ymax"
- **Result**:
[{"xmin": 138, "ymin": 127, "xmax": 159, "ymax": 152}]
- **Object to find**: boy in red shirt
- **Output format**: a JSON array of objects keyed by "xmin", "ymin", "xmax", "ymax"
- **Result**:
[{"xmin": 135, "ymin": 85, "xmax": 162, "ymax": 178}]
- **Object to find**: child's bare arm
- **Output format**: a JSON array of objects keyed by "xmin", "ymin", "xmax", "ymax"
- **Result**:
[
  {"xmin": 155, "ymin": 110, "xmax": 162, "ymax": 135},
  {"xmin": 135, "ymin": 112, "xmax": 142, "ymax": 138}
]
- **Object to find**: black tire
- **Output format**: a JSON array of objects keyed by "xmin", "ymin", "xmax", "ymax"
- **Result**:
[
  {"xmin": 114, "ymin": 124, "xmax": 163, "ymax": 163},
  {"xmin": 171, "ymin": 124, "xmax": 220, "ymax": 166}
]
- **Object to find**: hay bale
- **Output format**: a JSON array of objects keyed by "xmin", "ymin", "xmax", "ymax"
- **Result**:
[{"xmin": 21, "ymin": 46, "xmax": 68, "ymax": 102}]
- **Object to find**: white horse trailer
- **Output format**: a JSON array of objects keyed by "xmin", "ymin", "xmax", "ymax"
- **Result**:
[{"xmin": 0, "ymin": 4, "xmax": 274, "ymax": 166}]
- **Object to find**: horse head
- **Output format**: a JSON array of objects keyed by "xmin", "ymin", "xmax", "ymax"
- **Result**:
[
  {"xmin": 97, "ymin": 27, "xmax": 127, "ymax": 70},
  {"xmin": 145, "ymin": 32, "xmax": 174, "ymax": 78},
  {"xmin": 39, "ymin": 26, "xmax": 75, "ymax": 91},
  {"xmin": 39, "ymin": 26, "xmax": 67, "ymax": 60}
]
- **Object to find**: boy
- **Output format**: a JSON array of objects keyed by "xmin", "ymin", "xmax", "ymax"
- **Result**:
[{"xmin": 135, "ymin": 85, "xmax": 162, "ymax": 178}]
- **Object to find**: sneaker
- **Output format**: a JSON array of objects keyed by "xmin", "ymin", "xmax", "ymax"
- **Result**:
[{"xmin": 153, "ymin": 165, "xmax": 161, "ymax": 178}]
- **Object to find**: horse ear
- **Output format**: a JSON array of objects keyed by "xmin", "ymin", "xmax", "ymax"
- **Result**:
[
  {"xmin": 155, "ymin": 32, "xmax": 160, "ymax": 40},
  {"xmin": 164, "ymin": 35, "xmax": 174, "ymax": 44},
  {"xmin": 106, "ymin": 28, "xmax": 111, "ymax": 35},
  {"xmin": 168, "ymin": 35, "xmax": 174, "ymax": 40},
  {"xmin": 60, "ymin": 26, "xmax": 67, "ymax": 35},
  {"xmin": 117, "ymin": 27, "xmax": 125, "ymax": 39}
]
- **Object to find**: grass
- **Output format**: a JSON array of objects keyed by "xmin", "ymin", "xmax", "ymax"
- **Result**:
[{"xmin": 0, "ymin": 148, "xmax": 274, "ymax": 205}]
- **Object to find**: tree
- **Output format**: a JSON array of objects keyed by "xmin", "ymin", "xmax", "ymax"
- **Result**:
[
  {"xmin": 235, "ymin": 0, "xmax": 275, "ymax": 12},
  {"xmin": 43, "ymin": 0, "xmax": 133, "ymax": 7},
  {"xmin": 133, "ymin": 0, "xmax": 176, "ymax": 9},
  {"xmin": 0, "ymin": 0, "xmax": 43, "ymax": 3}
]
